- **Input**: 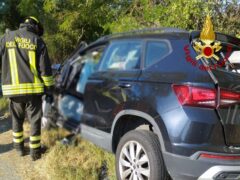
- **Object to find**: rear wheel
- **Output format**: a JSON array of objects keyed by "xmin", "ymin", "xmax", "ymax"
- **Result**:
[{"xmin": 116, "ymin": 130, "xmax": 171, "ymax": 180}]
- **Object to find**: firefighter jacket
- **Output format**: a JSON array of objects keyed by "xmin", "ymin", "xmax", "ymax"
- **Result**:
[{"xmin": 0, "ymin": 23, "xmax": 54, "ymax": 97}]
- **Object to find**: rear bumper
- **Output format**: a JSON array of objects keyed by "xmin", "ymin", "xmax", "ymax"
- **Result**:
[
  {"xmin": 163, "ymin": 151, "xmax": 240, "ymax": 180},
  {"xmin": 198, "ymin": 166, "xmax": 240, "ymax": 179}
]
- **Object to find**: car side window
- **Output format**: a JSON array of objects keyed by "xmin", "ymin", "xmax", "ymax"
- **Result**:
[
  {"xmin": 75, "ymin": 47, "xmax": 105, "ymax": 94},
  {"xmin": 145, "ymin": 41, "xmax": 170, "ymax": 67},
  {"xmin": 99, "ymin": 41, "xmax": 141, "ymax": 71},
  {"xmin": 80, "ymin": 46, "xmax": 105, "ymax": 65}
]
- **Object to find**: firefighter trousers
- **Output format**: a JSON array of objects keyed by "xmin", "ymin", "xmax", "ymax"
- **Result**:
[{"xmin": 9, "ymin": 95, "xmax": 42, "ymax": 151}]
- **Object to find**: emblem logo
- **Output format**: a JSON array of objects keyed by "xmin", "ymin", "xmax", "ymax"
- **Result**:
[{"xmin": 193, "ymin": 15, "xmax": 222, "ymax": 61}]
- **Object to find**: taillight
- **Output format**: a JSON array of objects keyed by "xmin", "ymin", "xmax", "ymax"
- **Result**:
[
  {"xmin": 199, "ymin": 153, "xmax": 240, "ymax": 160},
  {"xmin": 172, "ymin": 85, "xmax": 216, "ymax": 108},
  {"xmin": 220, "ymin": 89, "xmax": 240, "ymax": 107},
  {"xmin": 173, "ymin": 85, "xmax": 240, "ymax": 108}
]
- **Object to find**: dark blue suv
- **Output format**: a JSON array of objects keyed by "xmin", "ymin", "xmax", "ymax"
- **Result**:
[{"xmin": 54, "ymin": 28, "xmax": 240, "ymax": 180}]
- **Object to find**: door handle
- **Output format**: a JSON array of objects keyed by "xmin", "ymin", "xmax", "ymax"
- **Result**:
[{"xmin": 118, "ymin": 83, "xmax": 131, "ymax": 88}]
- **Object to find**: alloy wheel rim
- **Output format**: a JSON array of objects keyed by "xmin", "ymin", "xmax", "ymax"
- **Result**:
[{"xmin": 119, "ymin": 140, "xmax": 150, "ymax": 180}]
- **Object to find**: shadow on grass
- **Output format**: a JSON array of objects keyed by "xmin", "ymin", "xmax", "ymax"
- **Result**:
[
  {"xmin": 0, "ymin": 139, "xmax": 34, "ymax": 155},
  {"xmin": 98, "ymin": 160, "xmax": 109, "ymax": 180},
  {"xmin": 0, "ymin": 117, "xmax": 11, "ymax": 134},
  {"xmin": 0, "ymin": 114, "xmax": 13, "ymax": 154},
  {"xmin": 0, "ymin": 143, "xmax": 13, "ymax": 154}
]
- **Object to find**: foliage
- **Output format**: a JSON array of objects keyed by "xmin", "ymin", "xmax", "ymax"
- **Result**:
[
  {"xmin": 107, "ymin": 0, "xmax": 240, "ymax": 35},
  {"xmin": 0, "ymin": 0, "xmax": 22, "ymax": 32},
  {"xmin": 0, "ymin": 0, "xmax": 239, "ymax": 62},
  {"xmin": 0, "ymin": 97, "xmax": 8, "ymax": 114},
  {"xmin": 41, "ymin": 0, "xmax": 116, "ymax": 62}
]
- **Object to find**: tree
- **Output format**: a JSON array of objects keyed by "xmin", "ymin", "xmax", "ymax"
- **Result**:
[
  {"xmin": 105, "ymin": 0, "xmax": 240, "ymax": 38},
  {"xmin": 0, "ymin": 0, "xmax": 239, "ymax": 63},
  {"xmin": 0, "ymin": 0, "xmax": 22, "ymax": 33},
  {"xmin": 41, "ymin": 0, "xmax": 117, "ymax": 62}
]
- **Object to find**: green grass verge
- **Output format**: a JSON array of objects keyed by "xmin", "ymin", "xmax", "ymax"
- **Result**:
[
  {"xmin": 0, "ymin": 97, "xmax": 9, "ymax": 115},
  {"xmin": 35, "ymin": 128, "xmax": 116, "ymax": 180}
]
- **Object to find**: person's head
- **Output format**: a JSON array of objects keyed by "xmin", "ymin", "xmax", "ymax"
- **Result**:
[{"xmin": 23, "ymin": 16, "xmax": 44, "ymax": 36}]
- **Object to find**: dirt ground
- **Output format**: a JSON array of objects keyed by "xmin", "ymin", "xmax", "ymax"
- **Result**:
[{"xmin": 0, "ymin": 114, "xmax": 38, "ymax": 180}]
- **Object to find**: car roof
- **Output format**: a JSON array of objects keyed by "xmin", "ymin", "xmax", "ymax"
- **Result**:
[
  {"xmin": 191, "ymin": 31, "xmax": 240, "ymax": 47},
  {"xmin": 83, "ymin": 28, "xmax": 190, "ymax": 51},
  {"xmin": 84, "ymin": 28, "xmax": 240, "ymax": 52},
  {"xmin": 98, "ymin": 27, "xmax": 190, "ymax": 42}
]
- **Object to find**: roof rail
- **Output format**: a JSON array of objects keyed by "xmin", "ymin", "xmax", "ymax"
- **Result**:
[{"xmin": 97, "ymin": 27, "xmax": 187, "ymax": 41}]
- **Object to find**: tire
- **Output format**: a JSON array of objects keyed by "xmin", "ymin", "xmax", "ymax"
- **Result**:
[{"xmin": 116, "ymin": 130, "xmax": 171, "ymax": 180}]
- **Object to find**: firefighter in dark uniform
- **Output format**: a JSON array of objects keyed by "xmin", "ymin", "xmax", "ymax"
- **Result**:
[{"xmin": 0, "ymin": 16, "xmax": 53, "ymax": 161}]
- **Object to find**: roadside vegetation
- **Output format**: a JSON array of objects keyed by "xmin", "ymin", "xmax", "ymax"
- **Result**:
[
  {"xmin": 0, "ymin": 97, "xmax": 116, "ymax": 180},
  {"xmin": 0, "ymin": 97, "xmax": 9, "ymax": 116},
  {"xmin": 0, "ymin": 0, "xmax": 239, "ymax": 63},
  {"xmin": 36, "ymin": 129, "xmax": 116, "ymax": 180}
]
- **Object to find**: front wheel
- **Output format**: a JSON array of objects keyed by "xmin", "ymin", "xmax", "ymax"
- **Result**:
[{"xmin": 116, "ymin": 130, "xmax": 171, "ymax": 180}]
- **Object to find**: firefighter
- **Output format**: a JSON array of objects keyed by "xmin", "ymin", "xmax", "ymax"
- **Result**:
[{"xmin": 0, "ymin": 16, "xmax": 54, "ymax": 161}]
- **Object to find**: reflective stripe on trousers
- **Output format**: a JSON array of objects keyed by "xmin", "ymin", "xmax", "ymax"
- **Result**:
[
  {"xmin": 13, "ymin": 131, "xmax": 24, "ymax": 143},
  {"xmin": 30, "ymin": 135, "xmax": 41, "ymax": 149}
]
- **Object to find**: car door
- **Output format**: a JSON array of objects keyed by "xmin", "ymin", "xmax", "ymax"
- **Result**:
[
  {"xmin": 57, "ymin": 44, "xmax": 107, "ymax": 131},
  {"xmin": 83, "ymin": 40, "xmax": 143, "ymax": 132}
]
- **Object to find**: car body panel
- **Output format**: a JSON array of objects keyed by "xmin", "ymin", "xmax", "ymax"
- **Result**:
[{"xmin": 83, "ymin": 70, "xmax": 141, "ymax": 132}]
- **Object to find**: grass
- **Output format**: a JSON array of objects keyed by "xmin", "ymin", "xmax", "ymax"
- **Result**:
[
  {"xmin": 0, "ymin": 97, "xmax": 116, "ymax": 180},
  {"xmin": 0, "ymin": 97, "xmax": 9, "ymax": 116},
  {"xmin": 36, "ymin": 128, "xmax": 116, "ymax": 180}
]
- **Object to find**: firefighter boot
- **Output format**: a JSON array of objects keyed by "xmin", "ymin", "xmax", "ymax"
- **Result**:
[
  {"xmin": 30, "ymin": 148, "xmax": 41, "ymax": 161},
  {"xmin": 13, "ymin": 142, "xmax": 24, "ymax": 156}
]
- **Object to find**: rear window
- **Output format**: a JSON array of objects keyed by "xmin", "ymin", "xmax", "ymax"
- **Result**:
[
  {"xmin": 191, "ymin": 33, "xmax": 240, "ymax": 74},
  {"xmin": 228, "ymin": 47, "xmax": 240, "ymax": 72},
  {"xmin": 202, "ymin": 43, "xmax": 240, "ymax": 73}
]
